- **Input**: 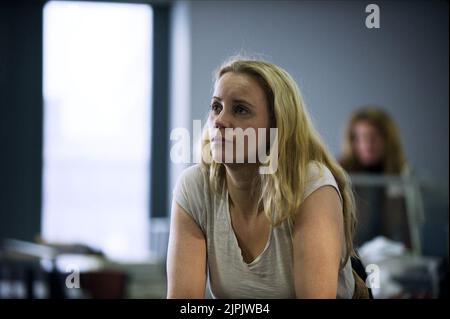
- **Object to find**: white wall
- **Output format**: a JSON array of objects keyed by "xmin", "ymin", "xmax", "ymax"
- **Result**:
[
  {"xmin": 168, "ymin": 1, "xmax": 191, "ymax": 215},
  {"xmin": 170, "ymin": 0, "xmax": 449, "ymax": 186}
]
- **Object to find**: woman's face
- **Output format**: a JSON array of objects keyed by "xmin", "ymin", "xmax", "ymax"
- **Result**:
[
  {"xmin": 208, "ymin": 72, "xmax": 271, "ymax": 164},
  {"xmin": 352, "ymin": 120, "xmax": 385, "ymax": 167}
]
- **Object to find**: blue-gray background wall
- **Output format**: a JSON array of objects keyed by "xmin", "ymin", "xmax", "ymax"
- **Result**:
[{"xmin": 171, "ymin": 0, "xmax": 448, "ymax": 188}]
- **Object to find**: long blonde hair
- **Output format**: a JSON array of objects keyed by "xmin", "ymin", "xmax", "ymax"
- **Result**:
[
  {"xmin": 340, "ymin": 106, "xmax": 407, "ymax": 174},
  {"xmin": 200, "ymin": 57, "xmax": 357, "ymax": 262}
]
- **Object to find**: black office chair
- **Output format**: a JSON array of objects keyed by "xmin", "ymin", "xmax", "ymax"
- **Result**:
[{"xmin": 351, "ymin": 254, "xmax": 374, "ymax": 299}]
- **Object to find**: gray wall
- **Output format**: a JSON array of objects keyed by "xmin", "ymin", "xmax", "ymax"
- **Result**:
[{"xmin": 170, "ymin": 0, "xmax": 448, "ymax": 187}]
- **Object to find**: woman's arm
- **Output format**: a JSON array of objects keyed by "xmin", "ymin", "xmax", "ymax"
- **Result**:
[
  {"xmin": 293, "ymin": 186, "xmax": 344, "ymax": 298},
  {"xmin": 166, "ymin": 201, "xmax": 207, "ymax": 298}
]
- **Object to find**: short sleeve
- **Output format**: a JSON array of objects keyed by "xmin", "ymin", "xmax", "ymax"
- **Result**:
[
  {"xmin": 303, "ymin": 162, "xmax": 343, "ymax": 203},
  {"xmin": 172, "ymin": 164, "xmax": 207, "ymax": 233}
]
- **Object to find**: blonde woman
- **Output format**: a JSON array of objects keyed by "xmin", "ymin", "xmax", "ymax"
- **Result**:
[{"xmin": 167, "ymin": 58, "xmax": 365, "ymax": 299}]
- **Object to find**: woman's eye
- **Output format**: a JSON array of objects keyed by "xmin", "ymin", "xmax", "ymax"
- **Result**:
[
  {"xmin": 235, "ymin": 105, "xmax": 249, "ymax": 115},
  {"xmin": 211, "ymin": 103, "xmax": 222, "ymax": 113}
]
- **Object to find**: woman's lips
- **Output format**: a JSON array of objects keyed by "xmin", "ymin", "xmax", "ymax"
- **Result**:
[{"xmin": 211, "ymin": 136, "xmax": 232, "ymax": 144}]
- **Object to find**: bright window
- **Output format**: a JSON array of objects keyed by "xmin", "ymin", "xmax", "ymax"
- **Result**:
[{"xmin": 42, "ymin": 1, "xmax": 153, "ymax": 261}]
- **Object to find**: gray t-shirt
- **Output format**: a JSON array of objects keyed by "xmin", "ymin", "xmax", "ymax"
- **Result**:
[{"xmin": 173, "ymin": 162, "xmax": 355, "ymax": 299}]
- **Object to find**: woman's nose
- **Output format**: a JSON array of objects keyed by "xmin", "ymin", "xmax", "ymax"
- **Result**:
[{"xmin": 214, "ymin": 110, "xmax": 232, "ymax": 129}]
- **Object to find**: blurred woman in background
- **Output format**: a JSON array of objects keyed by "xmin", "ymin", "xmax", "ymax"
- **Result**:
[
  {"xmin": 340, "ymin": 106, "xmax": 412, "ymax": 248},
  {"xmin": 340, "ymin": 107, "xmax": 408, "ymax": 175}
]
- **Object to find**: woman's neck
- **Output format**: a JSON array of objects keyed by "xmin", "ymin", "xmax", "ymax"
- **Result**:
[{"xmin": 225, "ymin": 163, "xmax": 262, "ymax": 220}]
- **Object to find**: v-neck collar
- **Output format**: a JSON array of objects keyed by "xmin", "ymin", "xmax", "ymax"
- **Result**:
[{"xmin": 224, "ymin": 190, "xmax": 272, "ymax": 267}]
